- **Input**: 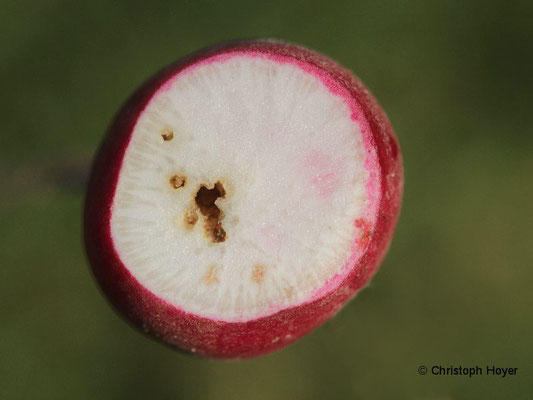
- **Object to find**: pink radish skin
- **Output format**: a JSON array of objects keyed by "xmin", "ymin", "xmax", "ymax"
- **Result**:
[{"xmin": 84, "ymin": 40, "xmax": 403, "ymax": 358}]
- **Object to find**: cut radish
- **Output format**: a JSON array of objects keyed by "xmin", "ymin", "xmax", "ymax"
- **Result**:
[{"xmin": 84, "ymin": 40, "xmax": 403, "ymax": 358}]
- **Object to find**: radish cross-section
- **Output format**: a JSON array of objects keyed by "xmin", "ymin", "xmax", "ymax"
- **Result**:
[{"xmin": 84, "ymin": 40, "xmax": 403, "ymax": 358}]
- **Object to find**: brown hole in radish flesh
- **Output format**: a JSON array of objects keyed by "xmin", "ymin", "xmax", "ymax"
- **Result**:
[{"xmin": 194, "ymin": 181, "xmax": 227, "ymax": 243}]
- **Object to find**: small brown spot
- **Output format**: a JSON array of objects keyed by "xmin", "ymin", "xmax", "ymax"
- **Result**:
[
  {"xmin": 252, "ymin": 265, "xmax": 265, "ymax": 284},
  {"xmin": 354, "ymin": 218, "xmax": 372, "ymax": 250},
  {"xmin": 204, "ymin": 266, "xmax": 218, "ymax": 285},
  {"xmin": 169, "ymin": 174, "xmax": 186, "ymax": 189},
  {"xmin": 162, "ymin": 128, "xmax": 174, "ymax": 141},
  {"xmin": 212, "ymin": 224, "xmax": 226, "ymax": 242},
  {"xmin": 284, "ymin": 287, "xmax": 294, "ymax": 298},
  {"xmin": 184, "ymin": 207, "xmax": 198, "ymax": 228}
]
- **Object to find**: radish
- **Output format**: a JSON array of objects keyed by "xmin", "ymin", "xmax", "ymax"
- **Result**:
[{"xmin": 84, "ymin": 40, "xmax": 403, "ymax": 358}]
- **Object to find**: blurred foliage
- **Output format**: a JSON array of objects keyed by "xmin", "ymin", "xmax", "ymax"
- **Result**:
[{"xmin": 1, "ymin": 0, "xmax": 532, "ymax": 399}]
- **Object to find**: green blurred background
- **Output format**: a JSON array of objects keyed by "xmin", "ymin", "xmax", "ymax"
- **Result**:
[{"xmin": 2, "ymin": 0, "xmax": 532, "ymax": 398}]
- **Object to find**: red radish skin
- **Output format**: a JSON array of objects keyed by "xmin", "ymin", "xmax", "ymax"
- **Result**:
[{"xmin": 84, "ymin": 40, "xmax": 403, "ymax": 359}]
